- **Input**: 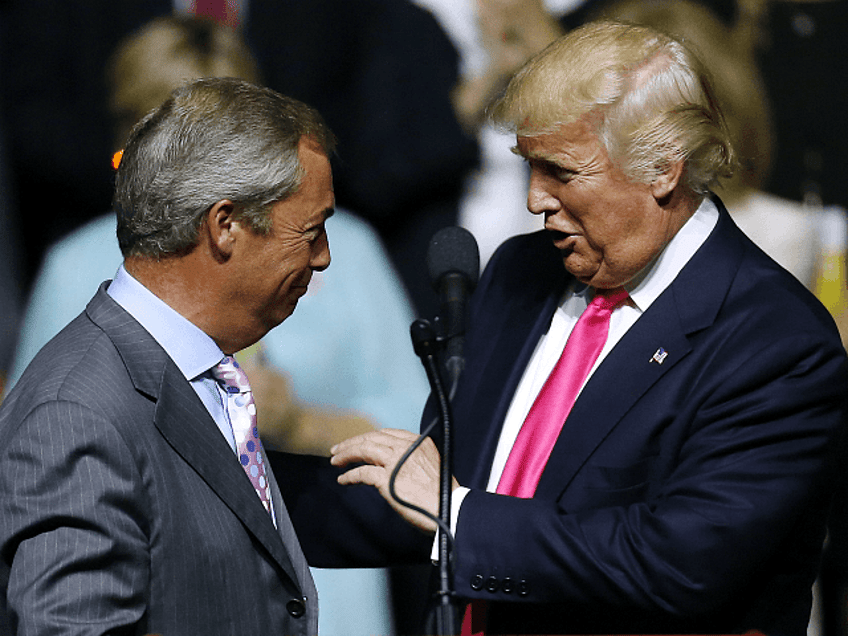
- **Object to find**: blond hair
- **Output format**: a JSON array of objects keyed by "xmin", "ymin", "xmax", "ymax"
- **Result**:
[
  {"xmin": 594, "ymin": 0, "xmax": 773, "ymax": 194},
  {"xmin": 491, "ymin": 20, "xmax": 735, "ymax": 194}
]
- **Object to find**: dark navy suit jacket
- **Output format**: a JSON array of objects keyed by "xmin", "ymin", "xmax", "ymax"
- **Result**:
[
  {"xmin": 0, "ymin": 286, "xmax": 317, "ymax": 635},
  {"xmin": 270, "ymin": 198, "xmax": 848, "ymax": 635},
  {"xmin": 433, "ymin": 198, "xmax": 848, "ymax": 634}
]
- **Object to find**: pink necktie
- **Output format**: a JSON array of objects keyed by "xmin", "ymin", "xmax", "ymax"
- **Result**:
[
  {"xmin": 497, "ymin": 287, "xmax": 629, "ymax": 498},
  {"xmin": 211, "ymin": 356, "xmax": 272, "ymax": 515},
  {"xmin": 461, "ymin": 287, "xmax": 629, "ymax": 636}
]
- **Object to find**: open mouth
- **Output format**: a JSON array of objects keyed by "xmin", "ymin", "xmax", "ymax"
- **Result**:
[{"xmin": 547, "ymin": 229, "xmax": 578, "ymax": 253}]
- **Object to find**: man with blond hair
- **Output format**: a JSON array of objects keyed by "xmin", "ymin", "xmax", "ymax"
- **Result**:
[{"xmin": 326, "ymin": 21, "xmax": 848, "ymax": 635}]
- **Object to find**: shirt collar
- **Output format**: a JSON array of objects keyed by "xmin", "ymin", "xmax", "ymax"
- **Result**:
[{"xmin": 107, "ymin": 265, "xmax": 224, "ymax": 381}]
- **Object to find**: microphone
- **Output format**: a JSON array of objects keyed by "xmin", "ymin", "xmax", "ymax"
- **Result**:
[{"xmin": 426, "ymin": 226, "xmax": 480, "ymax": 386}]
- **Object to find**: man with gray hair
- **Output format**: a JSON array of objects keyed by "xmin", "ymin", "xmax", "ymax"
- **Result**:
[
  {"xmin": 328, "ymin": 21, "xmax": 848, "ymax": 635},
  {"xmin": 0, "ymin": 77, "xmax": 335, "ymax": 635}
]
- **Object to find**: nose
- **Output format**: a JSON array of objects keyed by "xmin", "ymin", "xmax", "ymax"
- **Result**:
[
  {"xmin": 311, "ymin": 232, "xmax": 331, "ymax": 272},
  {"xmin": 527, "ymin": 170, "xmax": 561, "ymax": 216}
]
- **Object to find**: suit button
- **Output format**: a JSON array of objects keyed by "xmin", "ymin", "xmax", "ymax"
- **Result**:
[
  {"xmin": 501, "ymin": 577, "xmax": 514, "ymax": 594},
  {"xmin": 287, "ymin": 599, "xmax": 306, "ymax": 618},
  {"xmin": 486, "ymin": 576, "xmax": 499, "ymax": 593},
  {"xmin": 470, "ymin": 574, "xmax": 484, "ymax": 591},
  {"xmin": 518, "ymin": 580, "xmax": 530, "ymax": 597}
]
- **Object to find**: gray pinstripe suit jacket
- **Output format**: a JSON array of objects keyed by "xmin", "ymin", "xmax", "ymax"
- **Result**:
[{"xmin": 0, "ymin": 284, "xmax": 318, "ymax": 635}]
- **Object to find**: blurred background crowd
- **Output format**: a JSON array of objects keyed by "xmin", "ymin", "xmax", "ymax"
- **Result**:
[{"xmin": 0, "ymin": 0, "xmax": 846, "ymax": 634}]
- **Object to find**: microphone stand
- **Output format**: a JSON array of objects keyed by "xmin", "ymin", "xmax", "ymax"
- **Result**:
[{"xmin": 410, "ymin": 318, "xmax": 461, "ymax": 636}]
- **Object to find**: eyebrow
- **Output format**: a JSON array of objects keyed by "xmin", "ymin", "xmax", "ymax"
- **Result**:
[
  {"xmin": 510, "ymin": 145, "xmax": 563, "ymax": 166},
  {"xmin": 512, "ymin": 149, "xmax": 575, "ymax": 178},
  {"xmin": 306, "ymin": 207, "xmax": 334, "ymax": 232}
]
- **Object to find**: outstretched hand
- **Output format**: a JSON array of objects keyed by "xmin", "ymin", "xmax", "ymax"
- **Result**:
[{"xmin": 330, "ymin": 429, "xmax": 459, "ymax": 535}]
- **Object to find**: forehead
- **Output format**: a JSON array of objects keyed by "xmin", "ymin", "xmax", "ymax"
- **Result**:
[
  {"xmin": 515, "ymin": 118, "xmax": 604, "ymax": 164},
  {"xmin": 272, "ymin": 140, "xmax": 334, "ymax": 226},
  {"xmin": 300, "ymin": 137, "xmax": 333, "ymax": 193}
]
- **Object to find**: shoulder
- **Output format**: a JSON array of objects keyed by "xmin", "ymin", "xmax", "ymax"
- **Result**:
[
  {"xmin": 676, "ymin": 211, "xmax": 845, "ymax": 375},
  {"xmin": 727, "ymin": 214, "xmax": 834, "ymax": 329},
  {"xmin": 4, "ymin": 310, "xmax": 137, "ymax": 426}
]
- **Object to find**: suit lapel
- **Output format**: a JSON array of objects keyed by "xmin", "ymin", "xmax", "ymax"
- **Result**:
[
  {"xmin": 535, "ymin": 288, "xmax": 693, "ymax": 497},
  {"xmin": 533, "ymin": 200, "xmax": 745, "ymax": 499},
  {"xmin": 153, "ymin": 370, "xmax": 303, "ymax": 591},
  {"xmin": 86, "ymin": 285, "xmax": 303, "ymax": 592}
]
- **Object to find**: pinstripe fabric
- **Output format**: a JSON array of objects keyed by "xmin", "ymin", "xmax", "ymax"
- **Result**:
[{"xmin": 0, "ymin": 284, "xmax": 317, "ymax": 635}]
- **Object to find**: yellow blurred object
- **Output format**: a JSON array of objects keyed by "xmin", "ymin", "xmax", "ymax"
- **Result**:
[
  {"xmin": 812, "ymin": 207, "xmax": 848, "ymax": 317},
  {"xmin": 814, "ymin": 253, "xmax": 847, "ymax": 315},
  {"xmin": 234, "ymin": 342, "xmax": 265, "ymax": 366},
  {"xmin": 111, "ymin": 149, "xmax": 124, "ymax": 170}
]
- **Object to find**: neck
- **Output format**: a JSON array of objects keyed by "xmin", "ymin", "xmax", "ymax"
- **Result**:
[
  {"xmin": 124, "ymin": 253, "xmax": 258, "ymax": 354},
  {"xmin": 662, "ymin": 185, "xmax": 704, "ymax": 238}
]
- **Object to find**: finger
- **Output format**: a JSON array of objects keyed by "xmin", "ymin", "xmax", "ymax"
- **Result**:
[
  {"xmin": 330, "ymin": 438, "xmax": 399, "ymax": 468},
  {"xmin": 330, "ymin": 429, "xmax": 395, "ymax": 454},
  {"xmin": 336, "ymin": 464, "xmax": 387, "ymax": 488},
  {"xmin": 372, "ymin": 428, "xmax": 423, "ymax": 444},
  {"xmin": 330, "ymin": 429, "xmax": 418, "ymax": 456}
]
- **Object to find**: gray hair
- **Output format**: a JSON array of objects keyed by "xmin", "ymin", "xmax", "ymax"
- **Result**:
[
  {"xmin": 114, "ymin": 77, "xmax": 336, "ymax": 257},
  {"xmin": 491, "ymin": 20, "xmax": 735, "ymax": 194}
]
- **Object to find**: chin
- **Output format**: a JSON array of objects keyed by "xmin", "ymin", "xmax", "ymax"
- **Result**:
[
  {"xmin": 259, "ymin": 307, "xmax": 295, "ymax": 335},
  {"xmin": 564, "ymin": 265, "xmax": 599, "ymax": 287},
  {"xmin": 277, "ymin": 302, "xmax": 299, "ymax": 323},
  {"xmin": 569, "ymin": 270, "xmax": 620, "ymax": 290}
]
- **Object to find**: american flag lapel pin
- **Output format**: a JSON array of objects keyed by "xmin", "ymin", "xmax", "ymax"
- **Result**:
[{"xmin": 650, "ymin": 347, "xmax": 668, "ymax": 364}]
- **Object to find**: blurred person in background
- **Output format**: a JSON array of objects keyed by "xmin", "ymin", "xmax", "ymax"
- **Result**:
[{"xmin": 5, "ymin": 16, "xmax": 430, "ymax": 636}]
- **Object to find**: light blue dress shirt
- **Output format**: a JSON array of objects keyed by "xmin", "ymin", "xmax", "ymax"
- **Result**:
[{"xmin": 105, "ymin": 265, "xmax": 236, "ymax": 451}]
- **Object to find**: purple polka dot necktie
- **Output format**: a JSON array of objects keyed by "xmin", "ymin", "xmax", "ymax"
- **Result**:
[{"xmin": 211, "ymin": 356, "xmax": 272, "ymax": 515}]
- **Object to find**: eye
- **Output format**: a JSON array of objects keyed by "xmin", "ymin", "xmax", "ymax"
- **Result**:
[
  {"xmin": 531, "ymin": 159, "xmax": 575, "ymax": 183},
  {"xmin": 553, "ymin": 168, "xmax": 575, "ymax": 183},
  {"xmin": 305, "ymin": 224, "xmax": 325, "ymax": 243},
  {"xmin": 545, "ymin": 162, "xmax": 576, "ymax": 183}
]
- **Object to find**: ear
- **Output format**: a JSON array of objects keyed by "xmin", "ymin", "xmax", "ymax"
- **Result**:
[
  {"xmin": 205, "ymin": 199, "xmax": 239, "ymax": 261},
  {"xmin": 650, "ymin": 158, "xmax": 685, "ymax": 202}
]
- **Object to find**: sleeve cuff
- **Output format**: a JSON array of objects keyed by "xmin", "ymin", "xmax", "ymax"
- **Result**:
[{"xmin": 430, "ymin": 486, "xmax": 471, "ymax": 562}]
